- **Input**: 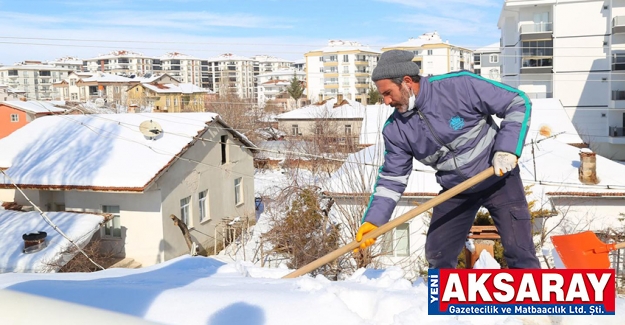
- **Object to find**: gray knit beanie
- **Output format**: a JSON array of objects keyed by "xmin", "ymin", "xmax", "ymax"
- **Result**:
[{"xmin": 371, "ymin": 50, "xmax": 420, "ymax": 82}]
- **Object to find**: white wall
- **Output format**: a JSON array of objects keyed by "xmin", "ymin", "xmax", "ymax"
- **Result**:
[
  {"xmin": 554, "ymin": 36, "xmax": 609, "ymax": 72},
  {"xmin": 554, "ymin": 72, "xmax": 609, "ymax": 107},
  {"xmin": 554, "ymin": 1, "xmax": 608, "ymax": 38},
  {"xmin": 306, "ymin": 55, "xmax": 323, "ymax": 101}
]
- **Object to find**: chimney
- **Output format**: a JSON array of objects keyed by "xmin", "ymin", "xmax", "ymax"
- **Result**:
[{"xmin": 579, "ymin": 150, "xmax": 600, "ymax": 185}]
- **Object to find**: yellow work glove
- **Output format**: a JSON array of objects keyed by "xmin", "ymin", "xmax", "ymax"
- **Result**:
[
  {"xmin": 354, "ymin": 222, "xmax": 379, "ymax": 252},
  {"xmin": 492, "ymin": 151, "xmax": 517, "ymax": 176}
]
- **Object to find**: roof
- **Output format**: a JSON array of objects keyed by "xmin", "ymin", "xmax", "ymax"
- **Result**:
[
  {"xmin": 81, "ymin": 73, "xmax": 139, "ymax": 83},
  {"xmin": 0, "ymin": 209, "xmax": 104, "ymax": 273},
  {"xmin": 474, "ymin": 42, "xmax": 501, "ymax": 53},
  {"xmin": 275, "ymin": 99, "xmax": 366, "ymax": 120},
  {"xmin": 141, "ymin": 83, "xmax": 210, "ymax": 94},
  {"xmin": 88, "ymin": 50, "xmax": 152, "ymax": 60},
  {"xmin": 522, "ymin": 98, "xmax": 584, "ymax": 144},
  {"xmin": 0, "ymin": 101, "xmax": 66, "ymax": 114},
  {"xmin": 310, "ymin": 40, "xmax": 380, "ymax": 54},
  {"xmin": 160, "ymin": 52, "xmax": 201, "ymax": 60},
  {"xmin": 50, "ymin": 56, "xmax": 83, "ymax": 65},
  {"xmin": 206, "ymin": 53, "xmax": 253, "ymax": 62},
  {"xmin": 359, "ymin": 104, "xmax": 395, "ymax": 145},
  {"xmin": 0, "ymin": 113, "xmax": 254, "ymax": 190},
  {"xmin": 251, "ymin": 55, "xmax": 293, "ymax": 63}
]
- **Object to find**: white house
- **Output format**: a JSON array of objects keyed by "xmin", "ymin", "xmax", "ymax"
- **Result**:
[
  {"xmin": 256, "ymin": 68, "xmax": 306, "ymax": 109},
  {"xmin": 326, "ymin": 98, "xmax": 625, "ymax": 277},
  {"xmin": 498, "ymin": 0, "xmax": 625, "ymax": 160},
  {"xmin": 0, "ymin": 113, "xmax": 257, "ymax": 267}
]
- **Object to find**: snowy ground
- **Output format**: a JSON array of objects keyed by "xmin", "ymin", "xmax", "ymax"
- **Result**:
[{"xmin": 0, "ymin": 254, "xmax": 622, "ymax": 325}]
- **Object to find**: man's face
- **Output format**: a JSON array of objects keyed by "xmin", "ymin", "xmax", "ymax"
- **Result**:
[{"xmin": 375, "ymin": 79, "xmax": 411, "ymax": 113}]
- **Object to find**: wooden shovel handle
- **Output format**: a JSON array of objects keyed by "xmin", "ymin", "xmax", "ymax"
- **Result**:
[
  {"xmin": 282, "ymin": 167, "xmax": 495, "ymax": 279},
  {"xmin": 615, "ymin": 242, "xmax": 625, "ymax": 250}
]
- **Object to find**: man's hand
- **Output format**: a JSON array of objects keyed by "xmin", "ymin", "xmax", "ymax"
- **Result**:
[
  {"xmin": 354, "ymin": 222, "xmax": 379, "ymax": 253},
  {"xmin": 492, "ymin": 151, "xmax": 517, "ymax": 176}
]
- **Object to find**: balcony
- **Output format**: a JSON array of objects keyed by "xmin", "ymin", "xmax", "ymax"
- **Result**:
[
  {"xmin": 613, "ymin": 53, "xmax": 625, "ymax": 71},
  {"xmin": 614, "ymin": 16, "xmax": 625, "ymax": 34},
  {"xmin": 323, "ymin": 61, "xmax": 338, "ymax": 67},
  {"xmin": 519, "ymin": 22, "xmax": 552, "ymax": 41},
  {"xmin": 521, "ymin": 57, "xmax": 553, "ymax": 74},
  {"xmin": 609, "ymin": 126, "xmax": 625, "ymax": 137}
]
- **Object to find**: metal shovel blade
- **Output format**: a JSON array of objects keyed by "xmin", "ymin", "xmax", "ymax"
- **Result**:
[{"xmin": 550, "ymin": 231, "xmax": 614, "ymax": 269}]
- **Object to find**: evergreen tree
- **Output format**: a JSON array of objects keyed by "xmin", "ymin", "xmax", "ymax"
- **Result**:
[
  {"xmin": 287, "ymin": 72, "xmax": 304, "ymax": 108},
  {"xmin": 367, "ymin": 87, "xmax": 381, "ymax": 104}
]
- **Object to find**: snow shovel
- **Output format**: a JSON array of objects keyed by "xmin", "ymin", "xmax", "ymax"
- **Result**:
[
  {"xmin": 551, "ymin": 231, "xmax": 625, "ymax": 269},
  {"xmin": 282, "ymin": 167, "xmax": 495, "ymax": 279}
]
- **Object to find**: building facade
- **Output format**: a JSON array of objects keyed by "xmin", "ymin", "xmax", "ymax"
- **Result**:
[
  {"xmin": 160, "ymin": 52, "xmax": 202, "ymax": 88},
  {"xmin": 472, "ymin": 43, "xmax": 502, "ymax": 81},
  {"xmin": 305, "ymin": 40, "xmax": 380, "ymax": 104},
  {"xmin": 202, "ymin": 53, "xmax": 258, "ymax": 99},
  {"xmin": 382, "ymin": 32, "xmax": 473, "ymax": 77},
  {"xmin": 0, "ymin": 61, "xmax": 71, "ymax": 100},
  {"xmin": 499, "ymin": 0, "xmax": 625, "ymax": 159},
  {"xmin": 84, "ymin": 50, "xmax": 158, "ymax": 77},
  {"xmin": 256, "ymin": 69, "xmax": 306, "ymax": 109}
]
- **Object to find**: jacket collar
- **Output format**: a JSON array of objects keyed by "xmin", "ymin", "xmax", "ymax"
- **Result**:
[{"xmin": 400, "ymin": 77, "xmax": 428, "ymax": 119}]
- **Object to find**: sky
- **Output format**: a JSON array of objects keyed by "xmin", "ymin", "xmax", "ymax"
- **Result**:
[{"xmin": 0, "ymin": 0, "xmax": 503, "ymax": 64}]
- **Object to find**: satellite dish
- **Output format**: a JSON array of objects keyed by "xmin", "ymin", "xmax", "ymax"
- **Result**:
[
  {"xmin": 139, "ymin": 120, "xmax": 164, "ymax": 140},
  {"xmin": 95, "ymin": 98, "xmax": 105, "ymax": 107}
]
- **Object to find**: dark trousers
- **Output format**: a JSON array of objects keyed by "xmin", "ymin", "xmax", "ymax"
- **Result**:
[{"xmin": 425, "ymin": 167, "xmax": 541, "ymax": 269}]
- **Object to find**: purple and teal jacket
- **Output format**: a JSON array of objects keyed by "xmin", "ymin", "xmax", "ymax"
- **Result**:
[{"xmin": 362, "ymin": 71, "xmax": 532, "ymax": 226}]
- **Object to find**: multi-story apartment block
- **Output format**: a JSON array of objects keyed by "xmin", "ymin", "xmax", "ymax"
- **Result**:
[
  {"xmin": 382, "ymin": 32, "xmax": 473, "ymax": 76},
  {"xmin": 472, "ymin": 43, "xmax": 502, "ymax": 81},
  {"xmin": 305, "ymin": 40, "xmax": 380, "ymax": 103},
  {"xmin": 0, "ymin": 61, "xmax": 71, "ymax": 100},
  {"xmin": 84, "ymin": 50, "xmax": 158, "ymax": 77},
  {"xmin": 202, "ymin": 53, "xmax": 258, "ymax": 99},
  {"xmin": 251, "ymin": 55, "xmax": 294, "ymax": 73},
  {"xmin": 499, "ymin": 0, "xmax": 625, "ymax": 159},
  {"xmin": 256, "ymin": 68, "xmax": 306, "ymax": 109},
  {"xmin": 160, "ymin": 52, "xmax": 202, "ymax": 88},
  {"xmin": 49, "ymin": 56, "xmax": 84, "ymax": 72}
]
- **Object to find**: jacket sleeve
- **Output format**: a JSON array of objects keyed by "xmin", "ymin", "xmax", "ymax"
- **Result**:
[
  {"xmin": 362, "ymin": 131, "xmax": 413, "ymax": 227},
  {"xmin": 464, "ymin": 74, "xmax": 532, "ymax": 157}
]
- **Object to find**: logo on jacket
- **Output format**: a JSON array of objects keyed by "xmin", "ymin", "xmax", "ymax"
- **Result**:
[{"xmin": 449, "ymin": 116, "xmax": 464, "ymax": 131}]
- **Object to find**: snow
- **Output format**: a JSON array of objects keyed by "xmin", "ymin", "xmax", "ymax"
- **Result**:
[
  {"xmin": 0, "ymin": 210, "xmax": 104, "ymax": 273},
  {"xmin": 276, "ymin": 98, "xmax": 366, "ymax": 120},
  {"xmin": 142, "ymin": 82, "xmax": 210, "ymax": 94},
  {"xmin": 474, "ymin": 42, "xmax": 501, "ymax": 53},
  {"xmin": 359, "ymin": 103, "xmax": 395, "ymax": 146},
  {"xmin": 81, "ymin": 72, "xmax": 138, "ymax": 83},
  {"xmin": 0, "ymin": 254, "xmax": 622, "ymax": 324},
  {"xmin": 1, "ymin": 100, "xmax": 66, "ymax": 114},
  {"xmin": 0, "ymin": 113, "xmax": 218, "ymax": 188}
]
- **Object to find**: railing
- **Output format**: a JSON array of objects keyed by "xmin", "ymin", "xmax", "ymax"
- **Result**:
[
  {"xmin": 609, "ymin": 126, "xmax": 625, "ymax": 137},
  {"xmin": 612, "ymin": 90, "xmax": 625, "ymax": 100},
  {"xmin": 525, "ymin": 92, "xmax": 553, "ymax": 99},
  {"xmin": 613, "ymin": 16, "xmax": 625, "ymax": 27},
  {"xmin": 520, "ymin": 22, "xmax": 553, "ymax": 33}
]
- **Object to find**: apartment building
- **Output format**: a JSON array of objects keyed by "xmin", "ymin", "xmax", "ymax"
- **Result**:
[
  {"xmin": 202, "ymin": 53, "xmax": 258, "ymax": 99},
  {"xmin": 84, "ymin": 50, "xmax": 158, "ymax": 77},
  {"xmin": 0, "ymin": 61, "xmax": 71, "ymax": 100},
  {"xmin": 472, "ymin": 43, "xmax": 502, "ymax": 81},
  {"xmin": 160, "ymin": 52, "xmax": 202, "ymax": 88},
  {"xmin": 381, "ymin": 32, "xmax": 473, "ymax": 76},
  {"xmin": 499, "ymin": 0, "xmax": 625, "ymax": 159},
  {"xmin": 256, "ymin": 68, "xmax": 306, "ymax": 109},
  {"xmin": 305, "ymin": 40, "xmax": 380, "ymax": 103},
  {"xmin": 251, "ymin": 55, "xmax": 294, "ymax": 73},
  {"xmin": 49, "ymin": 56, "xmax": 84, "ymax": 72},
  {"xmin": 0, "ymin": 84, "xmax": 25, "ymax": 101}
]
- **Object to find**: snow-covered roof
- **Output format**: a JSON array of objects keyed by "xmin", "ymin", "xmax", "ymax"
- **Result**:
[
  {"xmin": 87, "ymin": 50, "xmax": 153, "ymax": 60},
  {"xmin": 359, "ymin": 104, "xmax": 394, "ymax": 146},
  {"xmin": 524, "ymin": 98, "xmax": 583, "ymax": 144},
  {"xmin": 275, "ymin": 99, "xmax": 366, "ymax": 120},
  {"xmin": 81, "ymin": 73, "xmax": 139, "ymax": 83},
  {"xmin": 141, "ymin": 83, "xmax": 210, "ymax": 94},
  {"xmin": 0, "ymin": 209, "xmax": 104, "ymax": 273},
  {"xmin": 0, "ymin": 101, "xmax": 66, "ymax": 114},
  {"xmin": 50, "ymin": 56, "xmax": 83, "ymax": 65},
  {"xmin": 474, "ymin": 42, "xmax": 501, "ymax": 53},
  {"xmin": 384, "ymin": 32, "xmax": 448, "ymax": 48},
  {"xmin": 311, "ymin": 40, "xmax": 380, "ymax": 54},
  {"xmin": 251, "ymin": 55, "xmax": 293, "ymax": 63},
  {"xmin": 160, "ymin": 52, "xmax": 200, "ymax": 60},
  {"xmin": 256, "ymin": 69, "xmax": 305, "ymax": 79},
  {"xmin": 0, "ymin": 64, "xmax": 71, "ymax": 71},
  {"xmin": 206, "ymin": 53, "xmax": 253, "ymax": 62},
  {"xmin": 0, "ymin": 113, "xmax": 249, "ymax": 190}
]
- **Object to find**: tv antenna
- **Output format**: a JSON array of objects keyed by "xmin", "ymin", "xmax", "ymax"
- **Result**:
[{"xmin": 139, "ymin": 119, "xmax": 164, "ymax": 140}]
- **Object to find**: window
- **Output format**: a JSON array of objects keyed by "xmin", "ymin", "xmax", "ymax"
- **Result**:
[
  {"xmin": 234, "ymin": 177, "xmax": 243, "ymax": 206},
  {"xmin": 343, "ymin": 66, "xmax": 349, "ymax": 73},
  {"xmin": 70, "ymin": 93, "xmax": 77, "ymax": 100},
  {"xmin": 221, "ymin": 135, "xmax": 228, "ymax": 164},
  {"xmin": 199, "ymin": 190, "xmax": 209, "ymax": 222},
  {"xmin": 180, "ymin": 196, "xmax": 191, "ymax": 225},
  {"xmin": 474, "ymin": 68, "xmax": 481, "ymax": 75},
  {"xmin": 381, "ymin": 223, "xmax": 410, "ymax": 256},
  {"xmin": 102, "ymin": 205, "xmax": 121, "ymax": 238},
  {"xmin": 489, "ymin": 54, "xmax": 499, "ymax": 64},
  {"xmin": 343, "ymin": 54, "xmax": 349, "ymax": 62},
  {"xmin": 70, "ymin": 79, "xmax": 76, "ymax": 86},
  {"xmin": 344, "ymin": 124, "xmax": 352, "ymax": 134},
  {"xmin": 427, "ymin": 50, "xmax": 433, "ymax": 55},
  {"xmin": 292, "ymin": 124, "xmax": 299, "ymax": 136},
  {"xmin": 10, "ymin": 114, "xmax": 19, "ymax": 122}
]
